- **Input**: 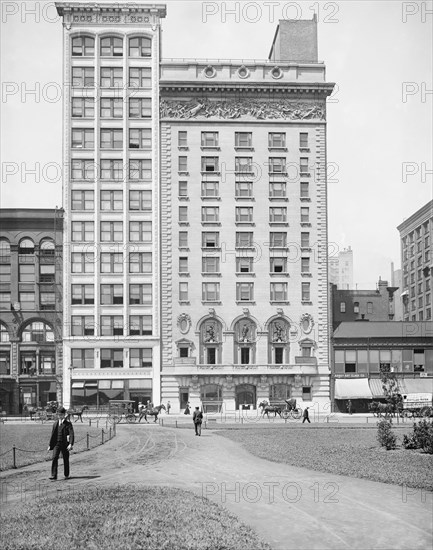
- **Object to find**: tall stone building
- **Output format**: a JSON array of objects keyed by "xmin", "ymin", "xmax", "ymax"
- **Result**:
[
  {"xmin": 159, "ymin": 18, "xmax": 334, "ymax": 413},
  {"xmin": 328, "ymin": 246, "xmax": 353, "ymax": 290}
]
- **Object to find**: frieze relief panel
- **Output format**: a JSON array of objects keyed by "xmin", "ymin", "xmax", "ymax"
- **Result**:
[{"xmin": 160, "ymin": 99, "xmax": 325, "ymax": 121}]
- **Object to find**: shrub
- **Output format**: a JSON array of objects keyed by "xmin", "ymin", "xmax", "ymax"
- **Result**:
[
  {"xmin": 377, "ymin": 419, "xmax": 397, "ymax": 450},
  {"xmin": 403, "ymin": 420, "xmax": 433, "ymax": 454}
]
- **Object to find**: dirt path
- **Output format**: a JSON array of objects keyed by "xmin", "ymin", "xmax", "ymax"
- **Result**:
[{"xmin": 1, "ymin": 424, "xmax": 432, "ymax": 550}]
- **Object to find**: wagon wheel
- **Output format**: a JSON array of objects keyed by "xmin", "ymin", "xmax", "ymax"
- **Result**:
[
  {"xmin": 126, "ymin": 413, "xmax": 137, "ymax": 424},
  {"xmin": 420, "ymin": 407, "xmax": 431, "ymax": 418},
  {"xmin": 291, "ymin": 408, "xmax": 302, "ymax": 420},
  {"xmin": 281, "ymin": 410, "xmax": 290, "ymax": 420},
  {"xmin": 108, "ymin": 414, "xmax": 119, "ymax": 425}
]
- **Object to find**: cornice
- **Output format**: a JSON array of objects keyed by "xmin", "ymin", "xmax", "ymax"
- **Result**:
[{"xmin": 160, "ymin": 82, "xmax": 334, "ymax": 95}]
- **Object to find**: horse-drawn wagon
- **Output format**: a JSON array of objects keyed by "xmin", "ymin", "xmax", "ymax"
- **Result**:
[
  {"xmin": 399, "ymin": 393, "xmax": 433, "ymax": 418},
  {"xmin": 259, "ymin": 398, "xmax": 302, "ymax": 420},
  {"xmin": 107, "ymin": 400, "xmax": 137, "ymax": 424}
]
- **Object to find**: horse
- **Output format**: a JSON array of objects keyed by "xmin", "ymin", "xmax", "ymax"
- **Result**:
[
  {"xmin": 259, "ymin": 401, "xmax": 283, "ymax": 419},
  {"xmin": 67, "ymin": 405, "xmax": 89, "ymax": 423},
  {"xmin": 139, "ymin": 404, "xmax": 166, "ymax": 423},
  {"xmin": 369, "ymin": 401, "xmax": 395, "ymax": 418}
]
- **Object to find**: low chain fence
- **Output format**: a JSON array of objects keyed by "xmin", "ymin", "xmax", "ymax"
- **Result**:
[{"xmin": 0, "ymin": 422, "xmax": 116, "ymax": 472}]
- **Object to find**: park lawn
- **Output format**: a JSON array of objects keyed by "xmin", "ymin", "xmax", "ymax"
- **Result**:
[
  {"xmin": 0, "ymin": 421, "xmax": 112, "ymax": 471},
  {"xmin": 1, "ymin": 486, "xmax": 271, "ymax": 550},
  {"xmin": 216, "ymin": 425, "xmax": 433, "ymax": 491}
]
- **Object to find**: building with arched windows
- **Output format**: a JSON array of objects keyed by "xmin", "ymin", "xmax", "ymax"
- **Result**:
[{"xmin": 0, "ymin": 209, "xmax": 63, "ymax": 414}]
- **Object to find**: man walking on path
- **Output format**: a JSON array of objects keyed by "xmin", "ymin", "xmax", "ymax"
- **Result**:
[
  {"xmin": 302, "ymin": 407, "xmax": 311, "ymax": 424},
  {"xmin": 193, "ymin": 406, "xmax": 203, "ymax": 436},
  {"xmin": 47, "ymin": 406, "xmax": 74, "ymax": 480},
  {"xmin": 166, "ymin": 401, "xmax": 171, "ymax": 414}
]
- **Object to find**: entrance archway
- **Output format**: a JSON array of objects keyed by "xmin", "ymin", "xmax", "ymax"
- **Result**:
[{"xmin": 235, "ymin": 384, "xmax": 256, "ymax": 410}]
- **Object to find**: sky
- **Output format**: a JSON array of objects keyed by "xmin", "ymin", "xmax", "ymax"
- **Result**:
[{"xmin": 1, "ymin": 0, "xmax": 432, "ymax": 289}]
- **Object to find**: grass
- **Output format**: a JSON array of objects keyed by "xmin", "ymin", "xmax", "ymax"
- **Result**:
[
  {"xmin": 0, "ymin": 421, "xmax": 113, "ymax": 471},
  {"xmin": 215, "ymin": 424, "xmax": 433, "ymax": 491},
  {"xmin": 0, "ymin": 486, "xmax": 272, "ymax": 550}
]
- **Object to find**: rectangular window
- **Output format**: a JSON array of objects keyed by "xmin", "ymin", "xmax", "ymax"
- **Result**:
[
  {"xmin": 100, "ymin": 253, "xmax": 123, "ymax": 274},
  {"xmin": 301, "ymin": 257, "xmax": 310, "ymax": 273},
  {"xmin": 100, "ymin": 67, "xmax": 123, "ymax": 88},
  {"xmin": 302, "ymin": 386, "xmax": 312, "ymax": 400},
  {"xmin": 237, "ymin": 283, "xmax": 254, "ymax": 302},
  {"xmin": 72, "ymin": 36, "xmax": 95, "ymax": 57},
  {"xmin": 235, "ymin": 181, "xmax": 253, "ymax": 198},
  {"xmin": 129, "ymin": 284, "xmax": 152, "ymax": 305},
  {"xmin": 302, "ymin": 282, "xmax": 311, "ymax": 302},
  {"xmin": 100, "ymin": 190, "xmax": 123, "ymax": 211},
  {"xmin": 129, "ymin": 159, "xmax": 151, "ymax": 180},
  {"xmin": 71, "ymin": 316, "xmax": 94, "ymax": 336},
  {"xmin": 72, "ymin": 128, "xmax": 94, "ymax": 149},
  {"xmin": 236, "ymin": 257, "xmax": 253, "ymax": 273},
  {"xmin": 40, "ymin": 265, "xmax": 55, "ymax": 283},
  {"xmin": 130, "ymin": 348, "xmax": 152, "ymax": 368},
  {"xmin": 201, "ymin": 132, "xmax": 219, "ymax": 147},
  {"xmin": 72, "ymin": 98, "xmax": 95, "ymax": 118},
  {"xmin": 129, "ymin": 37, "xmax": 151, "ymax": 57},
  {"xmin": 71, "ymin": 284, "xmax": 94, "ymax": 305},
  {"xmin": 236, "ymin": 232, "xmax": 253, "ymax": 247},
  {"xmin": 72, "ymin": 67, "xmax": 94, "ymax": 87},
  {"xmin": 178, "ymin": 131, "xmax": 187, "ymax": 147},
  {"xmin": 202, "ymin": 257, "xmax": 220, "ymax": 273},
  {"xmin": 100, "ymin": 129, "xmax": 123, "ymax": 149},
  {"xmin": 367, "ymin": 302, "xmax": 373, "ymax": 314},
  {"xmin": 179, "ymin": 231, "xmax": 188, "ymax": 248},
  {"xmin": 179, "ymin": 257, "xmax": 189, "ymax": 273},
  {"xmin": 100, "ymin": 98, "xmax": 123, "ymax": 118},
  {"xmin": 299, "ymin": 133, "xmax": 309, "ymax": 148},
  {"xmin": 101, "ymin": 315, "xmax": 124, "ymax": 336},
  {"xmin": 270, "ymin": 282, "xmax": 288, "ymax": 302},
  {"xmin": 202, "ymin": 283, "xmax": 220, "ymax": 302},
  {"xmin": 129, "ymin": 252, "xmax": 151, "ymax": 273},
  {"xmin": 71, "ymin": 190, "xmax": 94, "ymax": 210},
  {"xmin": 100, "ymin": 221, "xmax": 123, "ymax": 242},
  {"xmin": 201, "ymin": 181, "xmax": 219, "ymax": 197},
  {"xmin": 71, "ymin": 221, "xmax": 94, "ymax": 242},
  {"xmin": 178, "ymin": 156, "xmax": 188, "ymax": 172},
  {"xmin": 301, "ymin": 232, "xmax": 310, "ymax": 248},
  {"xmin": 269, "ymin": 207, "xmax": 287, "ymax": 223},
  {"xmin": 268, "ymin": 132, "xmax": 286, "ymax": 148},
  {"xmin": 268, "ymin": 158, "xmax": 286, "ymax": 173},
  {"xmin": 179, "ymin": 282, "xmax": 189, "ymax": 301},
  {"xmin": 202, "ymin": 207, "xmax": 219, "ymax": 222},
  {"xmin": 129, "ymin": 128, "xmax": 151, "ymax": 149},
  {"xmin": 300, "ymin": 158, "xmax": 309, "ymax": 173},
  {"xmin": 129, "ymin": 221, "xmax": 152, "ymax": 242},
  {"xmin": 129, "ymin": 98, "xmax": 151, "ymax": 118},
  {"xmin": 301, "ymin": 207, "xmax": 310, "ymax": 223},
  {"xmin": 100, "ymin": 159, "xmax": 123, "ymax": 180},
  {"xmin": 129, "ymin": 190, "xmax": 151, "ymax": 211},
  {"xmin": 201, "ymin": 157, "xmax": 219, "ymax": 172},
  {"xmin": 270, "ymin": 232, "xmax": 287, "ymax": 247},
  {"xmin": 340, "ymin": 302, "xmax": 346, "ymax": 313},
  {"xmin": 100, "ymin": 36, "xmax": 123, "ymax": 57},
  {"xmin": 179, "ymin": 206, "xmax": 188, "ymax": 222},
  {"xmin": 100, "ymin": 284, "xmax": 123, "ymax": 305},
  {"xmin": 235, "ymin": 132, "xmax": 252, "ymax": 148},
  {"xmin": 71, "ymin": 159, "xmax": 95, "ymax": 180},
  {"xmin": 71, "ymin": 349, "xmax": 94, "ymax": 369},
  {"xmin": 235, "ymin": 157, "xmax": 253, "ymax": 173},
  {"xmin": 202, "ymin": 232, "xmax": 219, "ymax": 248},
  {"xmin": 178, "ymin": 181, "xmax": 188, "ymax": 197},
  {"xmin": 129, "ymin": 67, "xmax": 151, "ymax": 88},
  {"xmin": 129, "ymin": 315, "xmax": 152, "ymax": 336},
  {"xmin": 19, "ymin": 292, "xmax": 35, "ymax": 310},
  {"xmin": 101, "ymin": 349, "xmax": 123, "ymax": 369},
  {"xmin": 71, "ymin": 252, "xmax": 94, "ymax": 273},
  {"xmin": 300, "ymin": 182, "xmax": 309, "ymax": 198},
  {"xmin": 236, "ymin": 207, "xmax": 253, "ymax": 223},
  {"xmin": 0, "ymin": 292, "xmax": 11, "ymax": 310},
  {"xmin": 19, "ymin": 264, "xmax": 35, "ymax": 282},
  {"xmin": 270, "ymin": 257, "xmax": 287, "ymax": 273}
]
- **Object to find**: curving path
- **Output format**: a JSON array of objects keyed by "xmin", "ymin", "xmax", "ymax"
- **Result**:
[{"xmin": 1, "ymin": 424, "xmax": 432, "ymax": 550}]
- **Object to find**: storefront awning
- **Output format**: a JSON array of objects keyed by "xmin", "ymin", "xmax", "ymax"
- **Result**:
[
  {"xmin": 335, "ymin": 378, "xmax": 373, "ymax": 399},
  {"xmin": 400, "ymin": 378, "xmax": 433, "ymax": 395},
  {"xmin": 369, "ymin": 378, "xmax": 385, "ymax": 398}
]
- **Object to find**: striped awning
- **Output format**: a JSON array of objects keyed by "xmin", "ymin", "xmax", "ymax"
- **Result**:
[
  {"xmin": 334, "ymin": 378, "xmax": 373, "ymax": 400},
  {"xmin": 369, "ymin": 378, "xmax": 386, "ymax": 398},
  {"xmin": 399, "ymin": 378, "xmax": 433, "ymax": 395}
]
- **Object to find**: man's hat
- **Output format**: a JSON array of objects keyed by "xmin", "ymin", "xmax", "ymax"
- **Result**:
[
  {"xmin": 58, "ymin": 406, "xmax": 66, "ymax": 414},
  {"xmin": 195, "ymin": 406, "xmax": 200, "ymax": 409}
]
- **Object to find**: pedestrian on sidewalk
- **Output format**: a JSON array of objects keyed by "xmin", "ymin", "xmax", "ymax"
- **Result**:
[
  {"xmin": 47, "ymin": 406, "xmax": 74, "ymax": 480},
  {"xmin": 166, "ymin": 400, "xmax": 171, "ymax": 414},
  {"xmin": 347, "ymin": 400, "xmax": 353, "ymax": 415},
  {"xmin": 193, "ymin": 406, "xmax": 203, "ymax": 436},
  {"xmin": 302, "ymin": 407, "xmax": 311, "ymax": 424},
  {"xmin": 184, "ymin": 402, "xmax": 191, "ymax": 415}
]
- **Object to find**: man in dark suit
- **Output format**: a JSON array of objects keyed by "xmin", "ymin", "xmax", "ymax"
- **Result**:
[{"xmin": 47, "ymin": 406, "xmax": 74, "ymax": 480}]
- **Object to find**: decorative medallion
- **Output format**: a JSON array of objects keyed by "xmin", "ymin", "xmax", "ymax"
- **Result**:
[
  {"xmin": 177, "ymin": 313, "xmax": 192, "ymax": 335},
  {"xmin": 270, "ymin": 66, "xmax": 283, "ymax": 79},
  {"xmin": 203, "ymin": 65, "xmax": 216, "ymax": 78},
  {"xmin": 300, "ymin": 313, "xmax": 314, "ymax": 334},
  {"xmin": 237, "ymin": 65, "xmax": 250, "ymax": 79}
]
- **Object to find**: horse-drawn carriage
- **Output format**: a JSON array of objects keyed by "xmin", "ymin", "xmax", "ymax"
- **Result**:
[
  {"xmin": 26, "ymin": 401, "xmax": 59, "ymax": 422},
  {"xmin": 259, "ymin": 398, "xmax": 302, "ymax": 420},
  {"xmin": 399, "ymin": 393, "xmax": 433, "ymax": 418},
  {"xmin": 107, "ymin": 400, "xmax": 137, "ymax": 424}
]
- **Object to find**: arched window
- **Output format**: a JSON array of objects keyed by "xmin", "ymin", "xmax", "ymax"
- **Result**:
[
  {"xmin": 19, "ymin": 238, "xmax": 34, "ymax": 255},
  {"xmin": 22, "ymin": 322, "xmax": 54, "ymax": 343},
  {"xmin": 0, "ymin": 239, "xmax": 10, "ymax": 258},
  {"xmin": 40, "ymin": 238, "xmax": 55, "ymax": 256},
  {"xmin": 129, "ymin": 37, "xmax": 151, "ymax": 57},
  {"xmin": 199, "ymin": 318, "xmax": 222, "ymax": 364},
  {"xmin": 100, "ymin": 36, "xmax": 123, "ymax": 57},
  {"xmin": 268, "ymin": 318, "xmax": 290, "ymax": 364},
  {"xmin": 233, "ymin": 319, "xmax": 256, "ymax": 365},
  {"xmin": 0, "ymin": 324, "xmax": 10, "ymax": 343},
  {"xmin": 72, "ymin": 36, "xmax": 95, "ymax": 56},
  {"xmin": 200, "ymin": 384, "xmax": 223, "ymax": 413},
  {"xmin": 270, "ymin": 384, "xmax": 291, "ymax": 402}
]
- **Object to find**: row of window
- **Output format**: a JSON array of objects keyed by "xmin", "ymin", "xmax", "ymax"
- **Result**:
[
  {"xmin": 70, "ymin": 316, "xmax": 152, "ymax": 337},
  {"xmin": 177, "ymin": 256, "xmax": 311, "ymax": 275},
  {"xmin": 335, "ymin": 349, "xmax": 431, "ymax": 374},
  {"xmin": 72, "ymin": 36, "xmax": 151, "ymax": 58},
  {"xmin": 72, "ymin": 97, "xmax": 151, "ymax": 119},
  {"xmin": 71, "ymin": 252, "xmax": 151, "ymax": 273},
  {"xmin": 406, "ymin": 280, "xmax": 431, "ymax": 297},
  {"xmin": 179, "ymin": 205, "xmax": 311, "ymax": 225},
  {"xmin": 179, "ymin": 231, "xmax": 311, "ymax": 248},
  {"xmin": 178, "ymin": 180, "xmax": 310, "ymax": 199},
  {"xmin": 71, "ymin": 283, "xmax": 151, "ymax": 305},
  {"xmin": 175, "ymin": 282, "xmax": 312, "ymax": 303},
  {"xmin": 0, "ymin": 322, "xmax": 53, "ymax": 343},
  {"xmin": 0, "ymin": 263, "xmax": 56, "ymax": 284},
  {"xmin": 178, "ymin": 131, "xmax": 310, "ymax": 150},
  {"xmin": 404, "ymin": 308, "xmax": 432, "ymax": 321},
  {"xmin": 72, "ymin": 190, "xmax": 151, "ymax": 211},
  {"xmin": 401, "ymin": 221, "xmax": 430, "ymax": 247},
  {"xmin": 71, "ymin": 220, "xmax": 151, "ymax": 242},
  {"xmin": 71, "ymin": 159, "xmax": 151, "ymax": 180},
  {"xmin": 72, "ymin": 128, "xmax": 151, "ymax": 150},
  {"xmin": 179, "ymin": 156, "xmax": 310, "ymax": 174},
  {"xmin": 0, "ymin": 238, "xmax": 55, "ymax": 257},
  {"xmin": 403, "ymin": 235, "xmax": 430, "ymax": 258},
  {"xmin": 0, "ymin": 292, "xmax": 56, "ymax": 311},
  {"xmin": 72, "ymin": 67, "xmax": 151, "ymax": 88},
  {"xmin": 340, "ymin": 301, "xmax": 374, "ymax": 314}
]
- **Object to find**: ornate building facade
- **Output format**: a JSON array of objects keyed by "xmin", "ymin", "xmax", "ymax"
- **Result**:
[
  {"xmin": 159, "ymin": 19, "xmax": 334, "ymax": 412},
  {"xmin": 0, "ymin": 209, "xmax": 63, "ymax": 414}
]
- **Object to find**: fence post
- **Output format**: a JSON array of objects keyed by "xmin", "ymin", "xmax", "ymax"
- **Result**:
[
  {"xmin": 161, "ymin": 418, "xmax": 163, "ymax": 426},
  {"xmin": 175, "ymin": 420, "xmax": 178, "ymax": 428},
  {"xmin": 87, "ymin": 433, "xmax": 89, "ymax": 450},
  {"xmin": 12, "ymin": 445, "xmax": 17, "ymax": 469},
  {"xmin": 89, "ymin": 419, "xmax": 91, "ymax": 427},
  {"xmin": 109, "ymin": 427, "xmax": 112, "ymax": 440},
  {"xmin": 102, "ymin": 429, "xmax": 104, "ymax": 445},
  {"xmin": 113, "ymin": 422, "xmax": 116, "ymax": 436}
]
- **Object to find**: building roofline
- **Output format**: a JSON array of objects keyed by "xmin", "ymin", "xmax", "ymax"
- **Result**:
[{"xmin": 397, "ymin": 199, "xmax": 433, "ymax": 233}]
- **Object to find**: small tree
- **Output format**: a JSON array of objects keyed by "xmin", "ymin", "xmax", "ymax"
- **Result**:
[
  {"xmin": 380, "ymin": 364, "xmax": 402, "ymax": 418},
  {"xmin": 377, "ymin": 419, "xmax": 397, "ymax": 450}
]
